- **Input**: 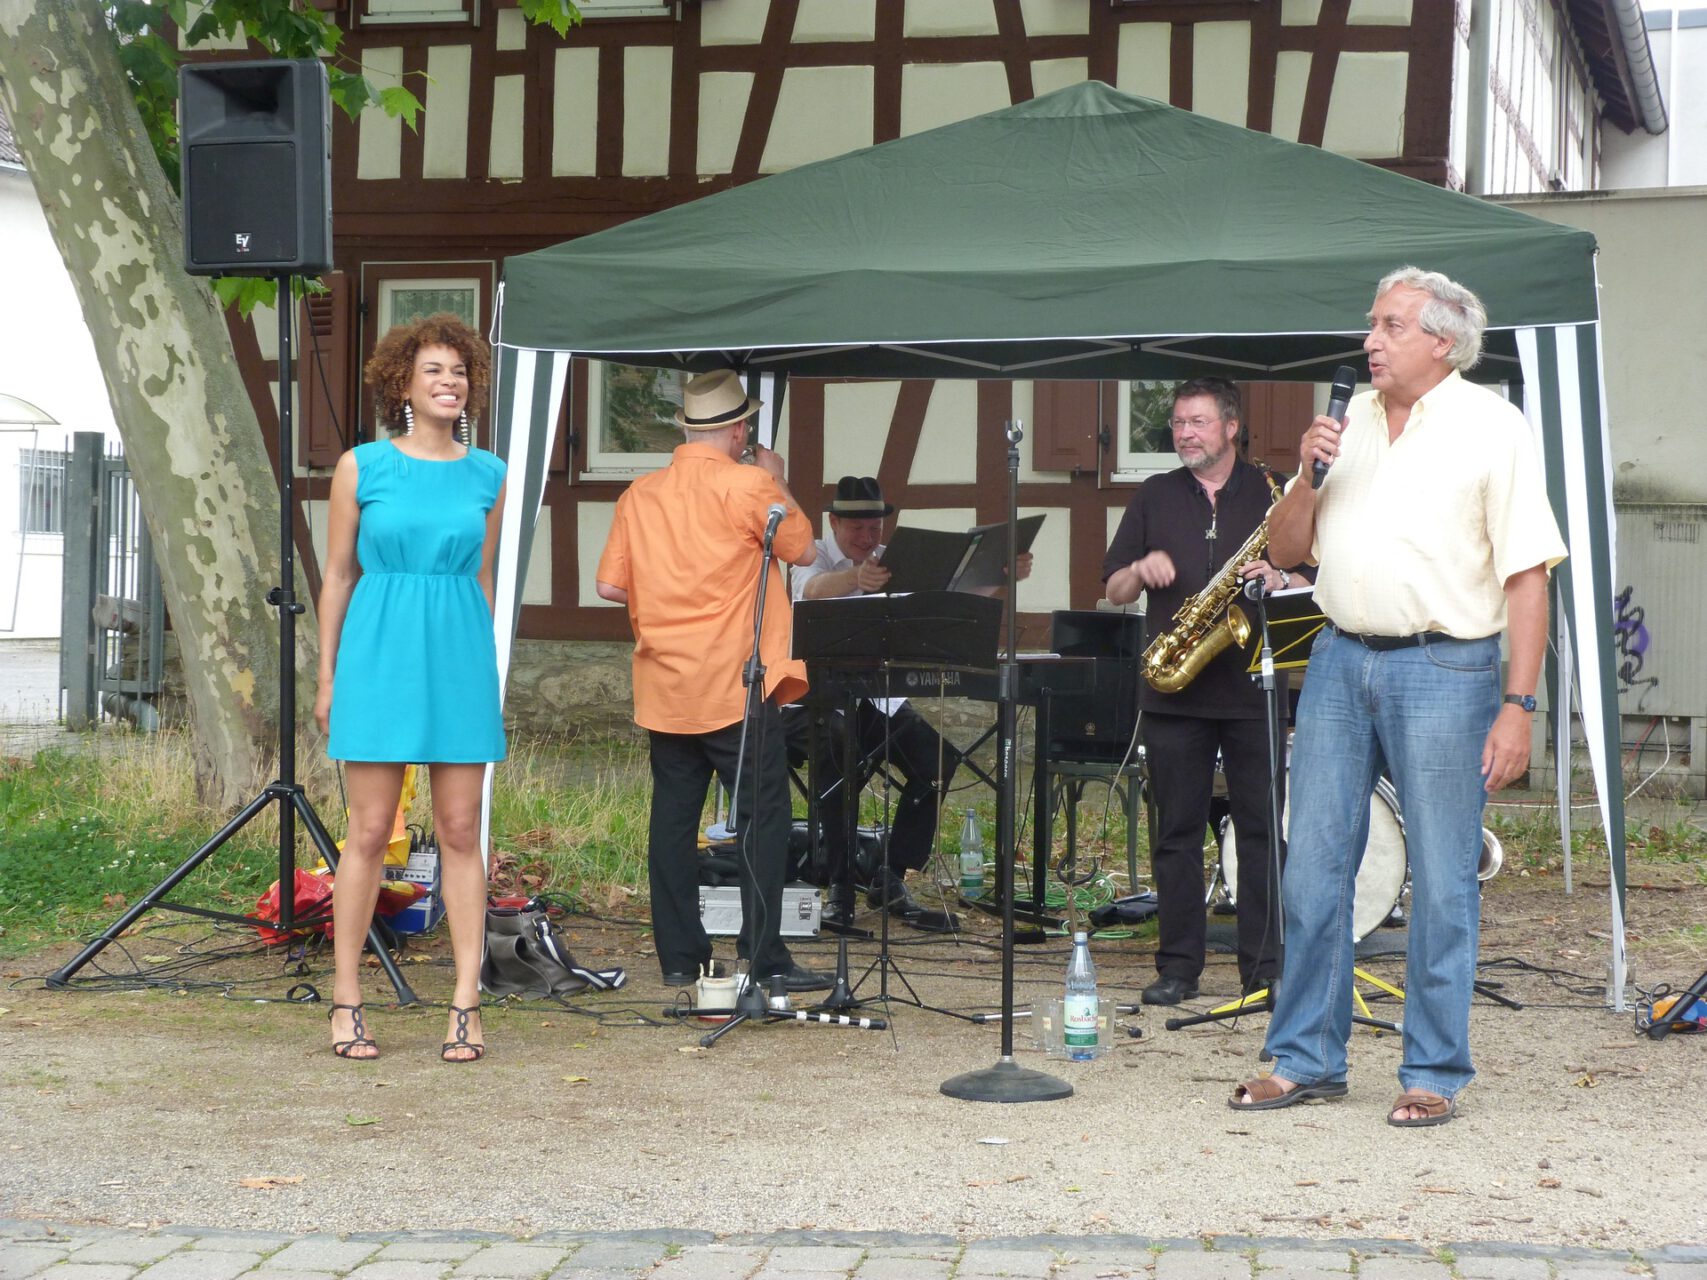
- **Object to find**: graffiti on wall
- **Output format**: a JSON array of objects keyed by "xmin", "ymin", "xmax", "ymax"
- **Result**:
[{"xmin": 1612, "ymin": 585, "xmax": 1659, "ymax": 710}]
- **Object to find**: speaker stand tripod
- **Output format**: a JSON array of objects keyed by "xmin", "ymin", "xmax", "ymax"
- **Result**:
[{"xmin": 48, "ymin": 274, "xmax": 416, "ymax": 1004}]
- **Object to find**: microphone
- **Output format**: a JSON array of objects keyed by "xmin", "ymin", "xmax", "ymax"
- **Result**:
[
  {"xmin": 1242, "ymin": 576, "xmax": 1267, "ymax": 602},
  {"xmin": 1311, "ymin": 364, "xmax": 1359, "ymax": 490},
  {"xmin": 762, "ymin": 503, "xmax": 786, "ymax": 548}
]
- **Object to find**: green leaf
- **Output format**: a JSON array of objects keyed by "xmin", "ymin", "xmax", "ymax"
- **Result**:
[
  {"xmin": 518, "ymin": 0, "xmax": 581, "ymax": 39},
  {"xmin": 344, "ymin": 1114, "xmax": 382, "ymax": 1127},
  {"xmin": 377, "ymin": 86, "xmax": 423, "ymax": 132},
  {"xmin": 210, "ymin": 277, "xmax": 279, "ymax": 318}
]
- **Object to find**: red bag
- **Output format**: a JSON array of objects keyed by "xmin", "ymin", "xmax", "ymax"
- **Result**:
[{"xmin": 254, "ymin": 869, "xmax": 335, "ymax": 945}]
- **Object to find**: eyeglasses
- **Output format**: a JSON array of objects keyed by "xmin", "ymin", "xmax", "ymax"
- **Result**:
[{"xmin": 1168, "ymin": 416, "xmax": 1223, "ymax": 433}]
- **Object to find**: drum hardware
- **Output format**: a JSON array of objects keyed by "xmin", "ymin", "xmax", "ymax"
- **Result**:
[
  {"xmin": 1478, "ymin": 827, "xmax": 1504, "ymax": 881},
  {"xmin": 1163, "ymin": 579, "xmax": 1404, "ymax": 1037}
]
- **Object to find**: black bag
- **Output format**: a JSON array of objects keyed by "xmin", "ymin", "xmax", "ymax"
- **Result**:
[{"xmin": 481, "ymin": 905, "xmax": 626, "ymax": 998}]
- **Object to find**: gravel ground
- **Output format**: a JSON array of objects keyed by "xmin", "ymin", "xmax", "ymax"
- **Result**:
[{"xmin": 4, "ymin": 866, "xmax": 1706, "ymax": 1252}]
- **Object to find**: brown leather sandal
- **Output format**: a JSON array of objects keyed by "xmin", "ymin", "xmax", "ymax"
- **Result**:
[
  {"xmin": 1228, "ymin": 1075, "xmax": 1348, "ymax": 1110},
  {"xmin": 1388, "ymin": 1088, "xmax": 1456, "ymax": 1127}
]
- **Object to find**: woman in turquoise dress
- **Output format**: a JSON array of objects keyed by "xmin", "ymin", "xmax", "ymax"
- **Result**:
[{"xmin": 314, "ymin": 313, "xmax": 507, "ymax": 1062}]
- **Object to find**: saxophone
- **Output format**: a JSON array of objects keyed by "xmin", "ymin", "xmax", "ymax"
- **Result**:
[{"xmin": 1141, "ymin": 517, "xmax": 1273, "ymax": 693}]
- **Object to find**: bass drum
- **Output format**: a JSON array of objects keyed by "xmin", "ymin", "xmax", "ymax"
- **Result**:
[{"xmin": 1220, "ymin": 774, "xmax": 1407, "ymax": 942}]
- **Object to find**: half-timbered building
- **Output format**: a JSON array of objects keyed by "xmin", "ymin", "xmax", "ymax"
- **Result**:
[{"xmin": 198, "ymin": 0, "xmax": 1663, "ymax": 728}]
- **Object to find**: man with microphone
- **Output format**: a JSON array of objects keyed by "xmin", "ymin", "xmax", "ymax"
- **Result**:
[
  {"xmin": 1230, "ymin": 268, "xmax": 1566, "ymax": 1126},
  {"xmin": 597, "ymin": 367, "xmax": 831, "ymax": 992}
]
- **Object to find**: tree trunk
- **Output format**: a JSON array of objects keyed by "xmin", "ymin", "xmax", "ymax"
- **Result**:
[{"xmin": 0, "ymin": 0, "xmax": 312, "ymax": 808}]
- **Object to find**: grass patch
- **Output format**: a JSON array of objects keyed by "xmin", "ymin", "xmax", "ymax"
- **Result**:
[{"xmin": 0, "ymin": 729, "xmax": 278, "ymax": 953}]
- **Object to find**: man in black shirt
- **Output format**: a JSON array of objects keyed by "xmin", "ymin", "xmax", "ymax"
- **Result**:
[{"xmin": 1103, "ymin": 378, "xmax": 1299, "ymax": 1005}]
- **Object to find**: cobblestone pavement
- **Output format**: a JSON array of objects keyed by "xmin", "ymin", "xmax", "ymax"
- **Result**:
[{"xmin": 4, "ymin": 1222, "xmax": 1706, "ymax": 1280}]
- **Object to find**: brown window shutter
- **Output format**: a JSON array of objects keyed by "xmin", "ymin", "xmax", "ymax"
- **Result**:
[
  {"xmin": 300, "ymin": 273, "xmax": 351, "ymax": 467},
  {"xmin": 1030, "ymin": 379, "xmax": 1102, "ymax": 473},
  {"xmin": 1239, "ymin": 381, "xmax": 1316, "ymax": 478}
]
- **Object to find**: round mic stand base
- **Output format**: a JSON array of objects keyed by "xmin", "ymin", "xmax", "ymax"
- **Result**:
[{"xmin": 941, "ymin": 1055, "xmax": 1074, "ymax": 1103}]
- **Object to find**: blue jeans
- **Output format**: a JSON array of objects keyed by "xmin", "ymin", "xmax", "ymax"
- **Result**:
[{"xmin": 1265, "ymin": 625, "xmax": 1499, "ymax": 1100}]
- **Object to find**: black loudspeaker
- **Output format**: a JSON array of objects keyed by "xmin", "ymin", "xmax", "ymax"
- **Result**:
[
  {"xmin": 1047, "ymin": 609, "xmax": 1144, "ymax": 763},
  {"xmin": 180, "ymin": 59, "xmax": 332, "ymax": 276}
]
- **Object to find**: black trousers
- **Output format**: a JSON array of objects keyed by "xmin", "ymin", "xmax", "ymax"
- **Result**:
[
  {"xmin": 1142, "ymin": 710, "xmax": 1282, "ymax": 988},
  {"xmin": 783, "ymin": 700, "xmax": 958, "ymax": 882},
  {"xmin": 646, "ymin": 700, "xmax": 793, "ymax": 980}
]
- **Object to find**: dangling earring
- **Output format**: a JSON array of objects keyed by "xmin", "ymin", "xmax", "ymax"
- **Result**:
[
  {"xmin": 402, "ymin": 401, "xmax": 415, "ymax": 436},
  {"xmin": 457, "ymin": 408, "xmax": 471, "ymax": 448}
]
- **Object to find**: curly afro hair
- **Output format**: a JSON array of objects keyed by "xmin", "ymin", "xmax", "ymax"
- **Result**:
[{"xmin": 364, "ymin": 312, "xmax": 493, "ymax": 433}]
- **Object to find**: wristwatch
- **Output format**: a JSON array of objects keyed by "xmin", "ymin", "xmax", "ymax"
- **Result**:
[
  {"xmin": 1503, "ymin": 693, "xmax": 1537, "ymax": 712},
  {"xmin": 1278, "ymin": 570, "xmax": 1292, "ymax": 589}
]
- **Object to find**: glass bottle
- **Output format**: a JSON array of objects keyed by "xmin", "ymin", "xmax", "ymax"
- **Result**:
[
  {"xmin": 958, "ymin": 809, "xmax": 984, "ymax": 896},
  {"xmin": 1063, "ymin": 930, "xmax": 1099, "ymax": 1061}
]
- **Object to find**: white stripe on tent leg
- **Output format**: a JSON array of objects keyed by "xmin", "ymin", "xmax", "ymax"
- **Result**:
[
  {"xmin": 1555, "ymin": 611, "xmax": 1573, "ymax": 895},
  {"xmin": 1518, "ymin": 324, "xmax": 1626, "ymax": 1009},
  {"xmin": 1582, "ymin": 320, "xmax": 1628, "ymax": 1005},
  {"xmin": 479, "ymin": 347, "xmax": 570, "ymax": 872}
]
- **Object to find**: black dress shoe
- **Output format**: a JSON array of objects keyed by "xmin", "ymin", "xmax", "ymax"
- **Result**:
[
  {"xmin": 758, "ymin": 962, "xmax": 834, "ymax": 993},
  {"xmin": 820, "ymin": 886, "xmax": 858, "ymax": 928},
  {"xmin": 662, "ymin": 959, "xmax": 722, "ymax": 987},
  {"xmin": 866, "ymin": 869, "xmax": 924, "ymax": 913},
  {"xmin": 1140, "ymin": 974, "xmax": 1200, "ymax": 1006}
]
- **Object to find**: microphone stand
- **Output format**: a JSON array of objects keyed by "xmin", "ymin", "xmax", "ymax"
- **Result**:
[
  {"xmin": 698, "ymin": 509, "xmax": 883, "ymax": 1047},
  {"xmin": 941, "ymin": 420, "xmax": 1072, "ymax": 1103},
  {"xmin": 1165, "ymin": 577, "xmax": 1397, "ymax": 1036}
]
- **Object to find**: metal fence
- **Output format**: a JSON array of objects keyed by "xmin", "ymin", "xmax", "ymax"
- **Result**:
[{"xmin": 60, "ymin": 432, "xmax": 164, "ymax": 729}]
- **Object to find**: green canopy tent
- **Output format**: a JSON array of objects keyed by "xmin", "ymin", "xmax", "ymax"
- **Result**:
[{"xmin": 485, "ymin": 82, "xmax": 1628, "ymax": 1003}]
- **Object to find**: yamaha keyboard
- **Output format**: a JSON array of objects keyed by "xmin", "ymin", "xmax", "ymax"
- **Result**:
[{"xmin": 801, "ymin": 654, "xmax": 1094, "ymax": 706}]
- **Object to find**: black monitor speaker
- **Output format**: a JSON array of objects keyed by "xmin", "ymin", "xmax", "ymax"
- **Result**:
[
  {"xmin": 1047, "ymin": 609, "xmax": 1144, "ymax": 763},
  {"xmin": 180, "ymin": 59, "xmax": 332, "ymax": 276}
]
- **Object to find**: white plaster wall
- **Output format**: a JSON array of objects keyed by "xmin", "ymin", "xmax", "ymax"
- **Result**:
[
  {"xmin": 424, "ymin": 45, "xmax": 472, "ymax": 179},
  {"xmin": 553, "ymin": 48, "xmax": 600, "ymax": 178},
  {"xmin": 357, "ymin": 47, "xmax": 404, "ymax": 181},
  {"xmin": 1603, "ymin": 19, "xmax": 1707, "ymax": 190},
  {"xmin": 623, "ymin": 47, "xmax": 673, "ymax": 177},
  {"xmin": 762, "ymin": 66, "xmax": 875, "ymax": 172},
  {"xmin": 1323, "ymin": 52, "xmax": 1407, "ymax": 160},
  {"xmin": 578, "ymin": 501, "xmax": 619, "ymax": 607},
  {"xmin": 1498, "ymin": 188, "xmax": 1707, "ymax": 504},
  {"xmin": 900, "ymin": 63, "xmax": 1011, "ymax": 137},
  {"xmin": 908, "ymin": 381, "xmax": 978, "ymax": 486},
  {"xmin": 1191, "ymin": 23, "xmax": 1250, "ymax": 128},
  {"xmin": 0, "ymin": 169, "xmax": 122, "ymax": 638},
  {"xmin": 1115, "ymin": 23, "xmax": 1169, "ymax": 101},
  {"xmin": 823, "ymin": 382, "xmax": 900, "ymax": 481}
]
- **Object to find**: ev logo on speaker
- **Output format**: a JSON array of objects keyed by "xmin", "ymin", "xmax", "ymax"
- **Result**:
[{"xmin": 233, "ymin": 233, "xmax": 252, "ymax": 252}]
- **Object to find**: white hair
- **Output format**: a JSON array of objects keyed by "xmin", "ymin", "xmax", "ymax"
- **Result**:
[{"xmin": 1375, "ymin": 266, "xmax": 1488, "ymax": 372}]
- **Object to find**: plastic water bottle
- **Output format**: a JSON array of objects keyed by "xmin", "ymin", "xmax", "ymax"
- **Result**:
[
  {"xmin": 958, "ymin": 809, "xmax": 985, "ymax": 897},
  {"xmin": 1063, "ymin": 931, "xmax": 1099, "ymax": 1061}
]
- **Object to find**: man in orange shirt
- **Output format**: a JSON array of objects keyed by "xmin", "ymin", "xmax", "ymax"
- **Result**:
[{"xmin": 597, "ymin": 369, "xmax": 831, "ymax": 992}]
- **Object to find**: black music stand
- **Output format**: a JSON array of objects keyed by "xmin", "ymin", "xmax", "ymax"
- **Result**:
[
  {"xmin": 941, "ymin": 420, "xmax": 1072, "ymax": 1104},
  {"xmin": 795, "ymin": 593, "xmax": 1000, "ymax": 1008}
]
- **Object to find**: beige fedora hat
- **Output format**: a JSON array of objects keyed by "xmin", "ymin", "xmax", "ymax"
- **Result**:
[{"xmin": 673, "ymin": 368, "xmax": 763, "ymax": 430}]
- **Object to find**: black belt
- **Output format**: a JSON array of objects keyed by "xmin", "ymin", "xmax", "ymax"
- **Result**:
[{"xmin": 1334, "ymin": 626, "xmax": 1453, "ymax": 652}]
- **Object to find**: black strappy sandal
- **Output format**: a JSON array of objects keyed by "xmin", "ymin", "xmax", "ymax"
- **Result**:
[
  {"xmin": 441, "ymin": 1004, "xmax": 486, "ymax": 1063},
  {"xmin": 330, "ymin": 1002, "xmax": 378, "ymax": 1059}
]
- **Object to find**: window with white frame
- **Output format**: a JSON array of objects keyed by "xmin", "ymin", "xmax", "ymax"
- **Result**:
[
  {"xmin": 377, "ymin": 277, "xmax": 480, "ymax": 333},
  {"xmin": 582, "ymin": 360, "xmax": 691, "ymax": 476},
  {"xmin": 19, "ymin": 448, "xmax": 67, "ymax": 535},
  {"xmin": 1112, "ymin": 380, "xmax": 1183, "ymax": 479},
  {"xmin": 359, "ymin": 0, "xmax": 477, "ymax": 26},
  {"xmin": 574, "ymin": 0, "xmax": 674, "ymax": 16}
]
